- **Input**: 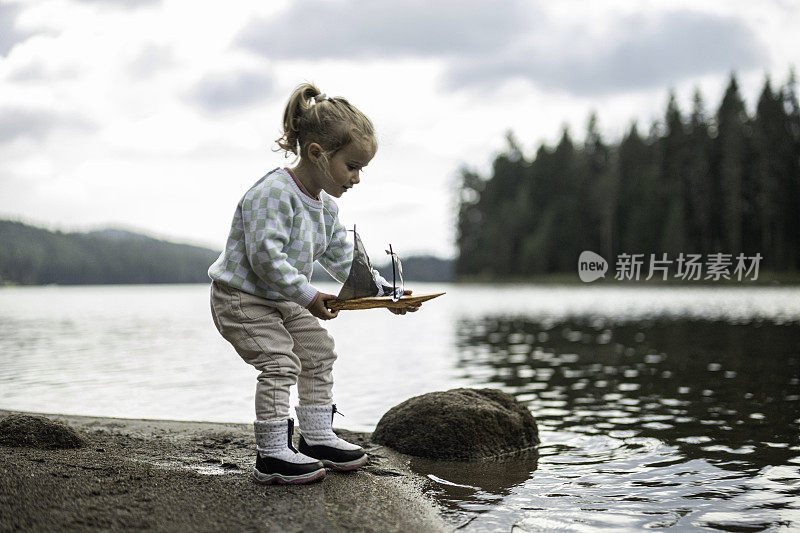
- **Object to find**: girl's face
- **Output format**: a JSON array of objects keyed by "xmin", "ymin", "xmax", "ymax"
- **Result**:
[{"xmin": 321, "ymin": 141, "xmax": 375, "ymax": 198}]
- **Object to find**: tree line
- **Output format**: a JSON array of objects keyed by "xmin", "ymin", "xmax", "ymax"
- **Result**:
[
  {"xmin": 0, "ymin": 220, "xmax": 220, "ymax": 285},
  {"xmin": 1, "ymin": 219, "xmax": 455, "ymax": 285},
  {"xmin": 455, "ymin": 72, "xmax": 800, "ymax": 278}
]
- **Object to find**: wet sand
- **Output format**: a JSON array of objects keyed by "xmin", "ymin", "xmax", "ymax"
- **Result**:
[{"xmin": 0, "ymin": 410, "xmax": 447, "ymax": 532}]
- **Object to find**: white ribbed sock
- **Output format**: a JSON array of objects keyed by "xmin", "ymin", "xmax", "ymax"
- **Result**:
[
  {"xmin": 295, "ymin": 405, "xmax": 362, "ymax": 451},
  {"xmin": 254, "ymin": 419, "xmax": 319, "ymax": 464}
]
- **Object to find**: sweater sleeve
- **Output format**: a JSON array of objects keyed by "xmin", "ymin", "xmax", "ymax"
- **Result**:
[
  {"xmin": 317, "ymin": 213, "xmax": 353, "ymax": 284},
  {"xmin": 241, "ymin": 186, "xmax": 318, "ymax": 307}
]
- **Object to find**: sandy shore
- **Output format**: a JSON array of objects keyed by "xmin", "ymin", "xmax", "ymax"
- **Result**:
[{"xmin": 0, "ymin": 410, "xmax": 448, "ymax": 532}]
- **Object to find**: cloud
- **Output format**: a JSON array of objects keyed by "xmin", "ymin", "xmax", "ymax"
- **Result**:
[
  {"xmin": 0, "ymin": 3, "xmax": 36, "ymax": 56},
  {"xmin": 445, "ymin": 10, "xmax": 768, "ymax": 95},
  {"xmin": 0, "ymin": 108, "xmax": 94, "ymax": 144},
  {"xmin": 127, "ymin": 43, "xmax": 177, "ymax": 78},
  {"xmin": 237, "ymin": 0, "xmax": 536, "ymax": 60},
  {"xmin": 70, "ymin": 0, "xmax": 161, "ymax": 9},
  {"xmin": 237, "ymin": 2, "xmax": 767, "ymax": 97},
  {"xmin": 187, "ymin": 70, "xmax": 275, "ymax": 113},
  {"xmin": 7, "ymin": 59, "xmax": 80, "ymax": 82},
  {"xmin": 6, "ymin": 61, "xmax": 48, "ymax": 82}
]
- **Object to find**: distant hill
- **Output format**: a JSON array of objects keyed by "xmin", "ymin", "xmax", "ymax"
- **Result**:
[
  {"xmin": 312, "ymin": 255, "xmax": 453, "ymax": 283},
  {"xmin": 0, "ymin": 220, "xmax": 220, "ymax": 285},
  {"xmin": 0, "ymin": 219, "xmax": 454, "ymax": 286},
  {"xmin": 375, "ymin": 255, "xmax": 454, "ymax": 282},
  {"xmin": 85, "ymin": 228, "xmax": 154, "ymax": 241}
]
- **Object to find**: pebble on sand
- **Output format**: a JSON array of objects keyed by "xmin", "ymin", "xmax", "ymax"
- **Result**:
[{"xmin": 0, "ymin": 414, "xmax": 87, "ymax": 449}]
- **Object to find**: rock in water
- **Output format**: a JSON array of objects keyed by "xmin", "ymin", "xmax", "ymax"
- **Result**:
[
  {"xmin": 0, "ymin": 414, "xmax": 87, "ymax": 449},
  {"xmin": 372, "ymin": 388, "xmax": 539, "ymax": 460}
]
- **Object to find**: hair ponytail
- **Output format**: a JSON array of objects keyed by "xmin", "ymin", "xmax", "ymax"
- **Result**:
[
  {"xmin": 276, "ymin": 83, "xmax": 321, "ymax": 156},
  {"xmin": 274, "ymin": 83, "xmax": 377, "ymax": 169}
]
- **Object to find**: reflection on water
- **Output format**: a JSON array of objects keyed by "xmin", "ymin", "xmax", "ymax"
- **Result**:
[
  {"xmin": 412, "ymin": 453, "xmax": 540, "ymax": 517},
  {"xmin": 458, "ymin": 317, "xmax": 799, "ymax": 463},
  {"xmin": 1, "ymin": 284, "xmax": 800, "ymax": 531},
  {"xmin": 424, "ymin": 315, "xmax": 800, "ymax": 531}
]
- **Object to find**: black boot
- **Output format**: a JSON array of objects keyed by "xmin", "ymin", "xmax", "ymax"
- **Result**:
[
  {"xmin": 253, "ymin": 419, "xmax": 326, "ymax": 484},
  {"xmin": 295, "ymin": 404, "xmax": 368, "ymax": 471}
]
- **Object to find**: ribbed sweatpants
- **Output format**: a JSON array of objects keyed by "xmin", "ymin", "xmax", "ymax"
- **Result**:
[{"xmin": 209, "ymin": 281, "xmax": 337, "ymax": 420}]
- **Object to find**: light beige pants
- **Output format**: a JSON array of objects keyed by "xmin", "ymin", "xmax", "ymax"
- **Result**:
[{"xmin": 209, "ymin": 281, "xmax": 337, "ymax": 420}]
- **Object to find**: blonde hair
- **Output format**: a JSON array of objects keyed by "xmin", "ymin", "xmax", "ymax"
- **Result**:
[{"xmin": 276, "ymin": 83, "xmax": 377, "ymax": 171}]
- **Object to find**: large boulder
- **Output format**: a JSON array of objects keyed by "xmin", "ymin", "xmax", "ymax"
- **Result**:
[
  {"xmin": 0, "ymin": 414, "xmax": 87, "ymax": 449},
  {"xmin": 371, "ymin": 388, "xmax": 539, "ymax": 460}
]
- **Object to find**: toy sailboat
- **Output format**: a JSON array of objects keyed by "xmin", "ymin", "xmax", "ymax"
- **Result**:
[{"xmin": 326, "ymin": 227, "xmax": 444, "ymax": 311}]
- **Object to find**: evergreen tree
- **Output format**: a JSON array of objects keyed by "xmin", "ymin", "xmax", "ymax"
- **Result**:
[
  {"xmin": 686, "ymin": 88, "xmax": 714, "ymax": 253},
  {"xmin": 753, "ymin": 77, "xmax": 788, "ymax": 266},
  {"xmin": 617, "ymin": 122, "xmax": 660, "ymax": 254},
  {"xmin": 782, "ymin": 69, "xmax": 800, "ymax": 268},
  {"xmin": 454, "ymin": 168, "xmax": 486, "ymax": 276},
  {"xmin": 660, "ymin": 91, "xmax": 689, "ymax": 254},
  {"xmin": 584, "ymin": 113, "xmax": 615, "ymax": 259},
  {"xmin": 715, "ymin": 74, "xmax": 749, "ymax": 253},
  {"xmin": 551, "ymin": 127, "xmax": 583, "ymax": 271},
  {"xmin": 518, "ymin": 144, "xmax": 557, "ymax": 273},
  {"xmin": 481, "ymin": 134, "xmax": 529, "ymax": 275}
]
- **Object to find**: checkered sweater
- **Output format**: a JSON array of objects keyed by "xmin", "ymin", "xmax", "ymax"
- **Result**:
[{"xmin": 208, "ymin": 168, "xmax": 354, "ymax": 307}]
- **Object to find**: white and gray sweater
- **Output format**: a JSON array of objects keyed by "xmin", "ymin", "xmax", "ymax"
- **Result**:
[{"xmin": 208, "ymin": 168, "xmax": 355, "ymax": 307}]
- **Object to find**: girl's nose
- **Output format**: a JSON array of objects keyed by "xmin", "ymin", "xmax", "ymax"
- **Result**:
[{"xmin": 352, "ymin": 173, "xmax": 360, "ymax": 184}]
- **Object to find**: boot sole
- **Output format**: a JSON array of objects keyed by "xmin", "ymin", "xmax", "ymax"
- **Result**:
[
  {"xmin": 252, "ymin": 467, "xmax": 326, "ymax": 485},
  {"xmin": 322, "ymin": 454, "xmax": 368, "ymax": 472}
]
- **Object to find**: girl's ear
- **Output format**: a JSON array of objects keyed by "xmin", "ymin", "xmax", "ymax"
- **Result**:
[{"xmin": 307, "ymin": 142, "xmax": 322, "ymax": 163}]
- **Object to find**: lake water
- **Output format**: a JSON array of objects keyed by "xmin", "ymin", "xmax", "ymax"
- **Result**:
[{"xmin": 1, "ymin": 283, "xmax": 799, "ymax": 531}]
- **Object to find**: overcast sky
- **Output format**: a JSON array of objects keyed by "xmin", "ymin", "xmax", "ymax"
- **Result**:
[{"xmin": 1, "ymin": 0, "xmax": 798, "ymax": 259}]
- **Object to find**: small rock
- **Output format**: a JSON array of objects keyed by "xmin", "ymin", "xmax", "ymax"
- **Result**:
[
  {"xmin": 371, "ymin": 388, "xmax": 539, "ymax": 461},
  {"xmin": 0, "ymin": 414, "xmax": 87, "ymax": 449}
]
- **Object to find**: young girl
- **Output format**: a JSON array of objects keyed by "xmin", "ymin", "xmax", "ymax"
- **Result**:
[{"xmin": 208, "ymin": 83, "xmax": 418, "ymax": 485}]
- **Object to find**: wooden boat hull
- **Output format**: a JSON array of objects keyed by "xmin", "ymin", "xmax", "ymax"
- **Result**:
[{"xmin": 327, "ymin": 292, "xmax": 445, "ymax": 311}]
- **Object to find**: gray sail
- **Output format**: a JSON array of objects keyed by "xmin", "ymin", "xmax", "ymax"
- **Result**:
[
  {"xmin": 385, "ymin": 244, "xmax": 404, "ymax": 302},
  {"xmin": 337, "ymin": 228, "xmax": 381, "ymax": 300}
]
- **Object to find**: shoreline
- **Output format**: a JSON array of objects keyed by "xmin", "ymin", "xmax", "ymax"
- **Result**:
[
  {"xmin": 4, "ymin": 269, "xmax": 800, "ymax": 288},
  {"xmin": 0, "ymin": 409, "xmax": 448, "ymax": 532}
]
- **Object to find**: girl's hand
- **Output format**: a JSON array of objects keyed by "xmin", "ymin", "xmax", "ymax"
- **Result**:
[
  {"xmin": 308, "ymin": 292, "xmax": 339, "ymax": 320},
  {"xmin": 388, "ymin": 290, "xmax": 420, "ymax": 315}
]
